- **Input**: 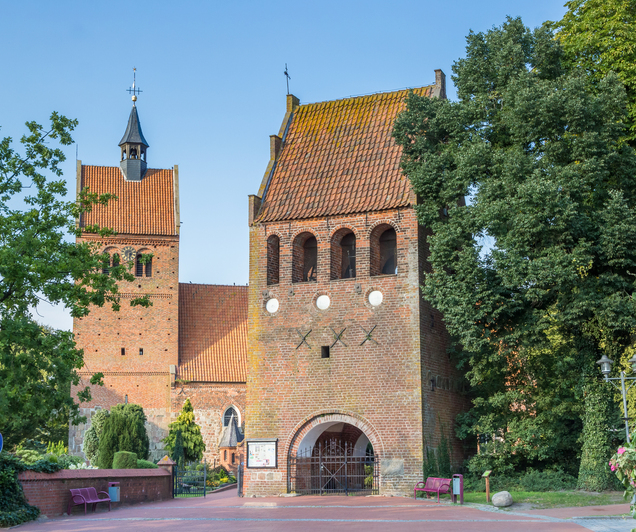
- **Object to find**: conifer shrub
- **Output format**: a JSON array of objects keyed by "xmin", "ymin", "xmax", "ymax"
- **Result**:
[
  {"xmin": 112, "ymin": 451, "xmax": 138, "ymax": 469},
  {"xmin": 163, "ymin": 399, "xmax": 205, "ymax": 463},
  {"xmin": 97, "ymin": 406, "xmax": 149, "ymax": 469},
  {"xmin": 83, "ymin": 409, "xmax": 110, "ymax": 466}
]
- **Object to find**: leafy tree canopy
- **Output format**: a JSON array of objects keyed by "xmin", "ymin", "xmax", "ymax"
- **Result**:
[
  {"xmin": 551, "ymin": 0, "xmax": 636, "ymax": 144},
  {"xmin": 0, "ymin": 114, "xmax": 150, "ymax": 450},
  {"xmin": 163, "ymin": 398, "xmax": 205, "ymax": 464},
  {"xmin": 393, "ymin": 17, "xmax": 636, "ymax": 473}
]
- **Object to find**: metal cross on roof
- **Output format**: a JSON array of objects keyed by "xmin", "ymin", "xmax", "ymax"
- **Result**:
[
  {"xmin": 284, "ymin": 63, "xmax": 291, "ymax": 95},
  {"xmin": 127, "ymin": 67, "xmax": 143, "ymax": 102}
]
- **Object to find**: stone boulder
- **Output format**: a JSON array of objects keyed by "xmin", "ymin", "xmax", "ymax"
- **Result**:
[{"xmin": 492, "ymin": 491, "xmax": 513, "ymax": 507}]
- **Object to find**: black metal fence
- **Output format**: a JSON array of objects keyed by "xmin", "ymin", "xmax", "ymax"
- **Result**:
[
  {"xmin": 288, "ymin": 441, "xmax": 379, "ymax": 495},
  {"xmin": 173, "ymin": 462, "xmax": 207, "ymax": 497}
]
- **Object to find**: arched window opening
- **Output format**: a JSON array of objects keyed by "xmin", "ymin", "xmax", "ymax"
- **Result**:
[
  {"xmin": 303, "ymin": 237, "xmax": 317, "ymax": 282},
  {"xmin": 223, "ymin": 406, "xmax": 238, "ymax": 427},
  {"xmin": 135, "ymin": 253, "xmax": 152, "ymax": 277},
  {"xmin": 370, "ymin": 225, "xmax": 398, "ymax": 276},
  {"xmin": 379, "ymin": 228, "xmax": 397, "ymax": 275},
  {"xmin": 231, "ymin": 453, "xmax": 235, "ymax": 464},
  {"xmin": 224, "ymin": 450, "xmax": 227, "ymax": 461},
  {"xmin": 293, "ymin": 233, "xmax": 318, "ymax": 283},
  {"xmin": 102, "ymin": 250, "xmax": 120, "ymax": 275},
  {"xmin": 130, "ymin": 147, "xmax": 138, "ymax": 159},
  {"xmin": 267, "ymin": 235, "xmax": 280, "ymax": 285},
  {"xmin": 340, "ymin": 233, "xmax": 356, "ymax": 278}
]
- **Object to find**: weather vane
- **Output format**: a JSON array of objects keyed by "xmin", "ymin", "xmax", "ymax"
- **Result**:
[
  {"xmin": 127, "ymin": 67, "xmax": 143, "ymax": 103},
  {"xmin": 284, "ymin": 63, "xmax": 291, "ymax": 95}
]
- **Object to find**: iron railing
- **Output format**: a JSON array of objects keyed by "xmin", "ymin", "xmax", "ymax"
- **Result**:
[{"xmin": 173, "ymin": 461, "xmax": 207, "ymax": 497}]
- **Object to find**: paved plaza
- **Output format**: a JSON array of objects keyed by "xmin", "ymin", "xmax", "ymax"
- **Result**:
[{"xmin": 11, "ymin": 488, "xmax": 636, "ymax": 532}]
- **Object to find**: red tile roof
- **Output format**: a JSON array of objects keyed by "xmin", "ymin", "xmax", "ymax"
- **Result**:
[
  {"xmin": 256, "ymin": 85, "xmax": 435, "ymax": 223},
  {"xmin": 79, "ymin": 166, "xmax": 177, "ymax": 236},
  {"xmin": 178, "ymin": 283, "xmax": 247, "ymax": 383}
]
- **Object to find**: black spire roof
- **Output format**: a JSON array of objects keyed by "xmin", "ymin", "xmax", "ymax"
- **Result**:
[{"xmin": 118, "ymin": 105, "xmax": 149, "ymax": 147}]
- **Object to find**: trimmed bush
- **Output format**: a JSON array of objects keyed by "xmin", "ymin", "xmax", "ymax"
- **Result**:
[
  {"xmin": 112, "ymin": 451, "xmax": 138, "ymax": 469},
  {"xmin": 83, "ymin": 409, "xmax": 110, "ymax": 466},
  {"xmin": 110, "ymin": 403, "xmax": 149, "ymax": 460},
  {"xmin": 578, "ymin": 379, "xmax": 614, "ymax": 491},
  {"xmin": 137, "ymin": 459, "xmax": 158, "ymax": 469}
]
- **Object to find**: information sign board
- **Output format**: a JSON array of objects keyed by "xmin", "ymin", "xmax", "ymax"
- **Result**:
[{"xmin": 246, "ymin": 440, "xmax": 277, "ymax": 468}]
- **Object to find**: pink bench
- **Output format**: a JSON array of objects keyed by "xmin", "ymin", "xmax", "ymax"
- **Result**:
[
  {"xmin": 67, "ymin": 487, "xmax": 111, "ymax": 515},
  {"xmin": 414, "ymin": 477, "xmax": 452, "ymax": 502}
]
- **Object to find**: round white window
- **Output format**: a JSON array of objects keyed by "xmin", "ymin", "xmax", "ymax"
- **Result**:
[
  {"xmin": 266, "ymin": 298, "xmax": 279, "ymax": 314},
  {"xmin": 316, "ymin": 295, "xmax": 331, "ymax": 310},
  {"xmin": 368, "ymin": 290, "xmax": 383, "ymax": 307}
]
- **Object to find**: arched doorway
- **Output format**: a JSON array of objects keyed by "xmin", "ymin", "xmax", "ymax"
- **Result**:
[{"xmin": 288, "ymin": 416, "xmax": 380, "ymax": 495}]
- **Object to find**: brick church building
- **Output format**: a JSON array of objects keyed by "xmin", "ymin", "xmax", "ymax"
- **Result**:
[
  {"xmin": 70, "ymin": 101, "xmax": 247, "ymax": 470},
  {"xmin": 71, "ymin": 70, "xmax": 468, "ymax": 495}
]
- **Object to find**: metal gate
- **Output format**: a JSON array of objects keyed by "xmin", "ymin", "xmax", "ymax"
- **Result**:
[
  {"xmin": 173, "ymin": 462, "xmax": 207, "ymax": 497},
  {"xmin": 288, "ymin": 440, "xmax": 379, "ymax": 495}
]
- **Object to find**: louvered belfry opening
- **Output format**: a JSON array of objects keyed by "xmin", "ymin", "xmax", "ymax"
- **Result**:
[
  {"xmin": 292, "ymin": 232, "xmax": 318, "ymax": 283},
  {"xmin": 370, "ymin": 224, "xmax": 397, "ymax": 276},
  {"xmin": 267, "ymin": 234, "xmax": 280, "ymax": 285},
  {"xmin": 330, "ymin": 228, "xmax": 356, "ymax": 280}
]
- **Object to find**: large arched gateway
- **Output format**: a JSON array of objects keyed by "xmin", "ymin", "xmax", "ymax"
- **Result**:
[{"xmin": 287, "ymin": 413, "xmax": 382, "ymax": 495}]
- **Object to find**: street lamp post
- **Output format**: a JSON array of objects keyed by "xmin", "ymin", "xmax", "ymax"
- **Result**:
[{"xmin": 596, "ymin": 354, "xmax": 636, "ymax": 443}]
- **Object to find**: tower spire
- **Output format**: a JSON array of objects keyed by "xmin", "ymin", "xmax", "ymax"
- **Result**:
[{"xmin": 120, "ymin": 68, "xmax": 149, "ymax": 181}]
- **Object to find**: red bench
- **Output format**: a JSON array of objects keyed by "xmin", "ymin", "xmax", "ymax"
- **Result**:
[
  {"xmin": 414, "ymin": 477, "xmax": 452, "ymax": 502},
  {"xmin": 67, "ymin": 487, "xmax": 111, "ymax": 515}
]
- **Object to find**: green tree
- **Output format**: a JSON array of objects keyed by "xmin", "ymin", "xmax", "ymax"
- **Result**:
[
  {"xmin": 162, "ymin": 399, "xmax": 205, "ymax": 463},
  {"xmin": 83, "ymin": 409, "xmax": 110, "ymax": 466},
  {"xmin": 172, "ymin": 429, "xmax": 185, "ymax": 469},
  {"xmin": 96, "ymin": 407, "xmax": 149, "ymax": 468},
  {"xmin": 393, "ymin": 17, "xmax": 636, "ymax": 473},
  {"xmin": 0, "ymin": 114, "xmax": 151, "ymax": 450},
  {"xmin": 551, "ymin": 0, "xmax": 636, "ymax": 144},
  {"xmin": 110, "ymin": 403, "xmax": 149, "ymax": 460}
]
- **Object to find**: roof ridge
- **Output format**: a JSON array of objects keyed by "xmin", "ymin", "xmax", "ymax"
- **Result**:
[{"xmin": 297, "ymin": 84, "xmax": 435, "ymax": 110}]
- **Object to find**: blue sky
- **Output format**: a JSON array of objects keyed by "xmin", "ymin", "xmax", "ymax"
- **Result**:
[{"xmin": 1, "ymin": 0, "xmax": 568, "ymax": 330}]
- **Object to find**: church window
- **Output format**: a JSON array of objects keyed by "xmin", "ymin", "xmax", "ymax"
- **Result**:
[
  {"xmin": 370, "ymin": 224, "xmax": 398, "ymax": 276},
  {"xmin": 293, "ymin": 232, "xmax": 318, "ymax": 283},
  {"xmin": 135, "ymin": 254, "xmax": 152, "ymax": 277},
  {"xmin": 232, "ymin": 453, "xmax": 235, "ymax": 464},
  {"xmin": 224, "ymin": 450, "xmax": 227, "ymax": 461},
  {"xmin": 267, "ymin": 235, "xmax": 280, "ymax": 285},
  {"xmin": 223, "ymin": 406, "xmax": 238, "ymax": 426},
  {"xmin": 331, "ymin": 229, "xmax": 356, "ymax": 280}
]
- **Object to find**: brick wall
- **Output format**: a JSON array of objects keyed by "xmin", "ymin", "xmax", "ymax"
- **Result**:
[
  {"xmin": 18, "ymin": 468, "xmax": 172, "ymax": 517},
  {"xmin": 245, "ymin": 207, "xmax": 467, "ymax": 497},
  {"xmin": 170, "ymin": 382, "xmax": 246, "ymax": 465},
  {"xmin": 70, "ymin": 234, "xmax": 179, "ymax": 459}
]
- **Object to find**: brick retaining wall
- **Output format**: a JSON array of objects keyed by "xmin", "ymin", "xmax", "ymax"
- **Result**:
[{"xmin": 17, "ymin": 468, "xmax": 173, "ymax": 517}]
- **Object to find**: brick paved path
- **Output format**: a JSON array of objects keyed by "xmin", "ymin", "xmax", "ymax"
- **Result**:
[{"xmin": 13, "ymin": 489, "xmax": 636, "ymax": 532}]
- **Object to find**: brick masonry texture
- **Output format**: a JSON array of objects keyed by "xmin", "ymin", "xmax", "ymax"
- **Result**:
[
  {"xmin": 71, "ymin": 161, "xmax": 246, "ymax": 465},
  {"xmin": 18, "ymin": 468, "xmax": 172, "ymax": 517},
  {"xmin": 170, "ymin": 382, "xmax": 246, "ymax": 466},
  {"xmin": 245, "ymin": 207, "xmax": 469, "ymax": 497}
]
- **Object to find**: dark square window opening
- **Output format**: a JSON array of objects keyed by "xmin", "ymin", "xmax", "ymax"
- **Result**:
[
  {"xmin": 139, "ymin": 348, "xmax": 144, "ymax": 356},
  {"xmin": 121, "ymin": 347, "xmax": 126, "ymax": 356},
  {"xmin": 321, "ymin": 346, "xmax": 330, "ymax": 358}
]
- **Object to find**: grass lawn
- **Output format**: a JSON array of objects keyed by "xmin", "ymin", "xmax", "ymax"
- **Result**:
[{"xmin": 461, "ymin": 490, "xmax": 627, "ymax": 509}]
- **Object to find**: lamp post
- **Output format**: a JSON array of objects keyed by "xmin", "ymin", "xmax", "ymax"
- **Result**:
[{"xmin": 596, "ymin": 354, "xmax": 636, "ymax": 442}]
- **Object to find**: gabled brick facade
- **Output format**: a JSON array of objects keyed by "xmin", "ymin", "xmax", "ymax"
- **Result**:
[{"xmin": 244, "ymin": 71, "xmax": 467, "ymax": 496}]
